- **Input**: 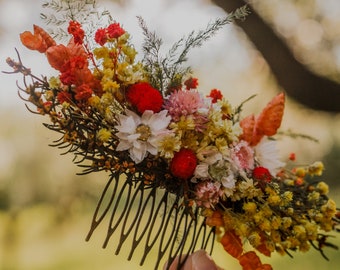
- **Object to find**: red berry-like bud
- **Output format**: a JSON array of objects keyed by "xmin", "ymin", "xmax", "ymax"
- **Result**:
[
  {"xmin": 126, "ymin": 82, "xmax": 163, "ymax": 114},
  {"xmin": 170, "ymin": 148, "xmax": 197, "ymax": 180},
  {"xmin": 252, "ymin": 167, "xmax": 272, "ymax": 183}
]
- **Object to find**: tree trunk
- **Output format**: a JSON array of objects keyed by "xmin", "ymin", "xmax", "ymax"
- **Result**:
[{"xmin": 213, "ymin": 0, "xmax": 340, "ymax": 112}]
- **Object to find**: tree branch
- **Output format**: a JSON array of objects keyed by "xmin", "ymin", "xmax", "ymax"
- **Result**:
[{"xmin": 212, "ymin": 0, "xmax": 340, "ymax": 112}]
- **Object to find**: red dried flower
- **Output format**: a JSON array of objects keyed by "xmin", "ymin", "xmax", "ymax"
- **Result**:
[
  {"xmin": 184, "ymin": 77, "xmax": 199, "ymax": 90},
  {"xmin": 170, "ymin": 148, "xmax": 197, "ymax": 180},
  {"xmin": 126, "ymin": 82, "xmax": 163, "ymax": 113},
  {"xmin": 107, "ymin": 23, "xmax": 125, "ymax": 39},
  {"xmin": 252, "ymin": 166, "xmax": 272, "ymax": 183},
  {"xmin": 67, "ymin": 21, "xmax": 85, "ymax": 44},
  {"xmin": 57, "ymin": 91, "xmax": 72, "ymax": 104},
  {"xmin": 60, "ymin": 69, "xmax": 76, "ymax": 85},
  {"xmin": 75, "ymin": 84, "xmax": 93, "ymax": 101},
  {"xmin": 208, "ymin": 89, "xmax": 223, "ymax": 103},
  {"xmin": 289, "ymin": 152, "xmax": 296, "ymax": 161},
  {"xmin": 94, "ymin": 28, "xmax": 107, "ymax": 46}
]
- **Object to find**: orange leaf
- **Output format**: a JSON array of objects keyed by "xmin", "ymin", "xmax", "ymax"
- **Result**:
[
  {"xmin": 46, "ymin": 39, "xmax": 87, "ymax": 72},
  {"xmin": 33, "ymin": 25, "xmax": 56, "ymax": 48},
  {"xmin": 258, "ymin": 264, "xmax": 273, "ymax": 270},
  {"xmin": 20, "ymin": 25, "xmax": 56, "ymax": 53},
  {"xmin": 205, "ymin": 210, "xmax": 224, "ymax": 227},
  {"xmin": 240, "ymin": 93, "xmax": 285, "ymax": 146},
  {"xmin": 253, "ymin": 93, "xmax": 285, "ymax": 142},
  {"xmin": 238, "ymin": 251, "xmax": 262, "ymax": 270},
  {"xmin": 256, "ymin": 233, "xmax": 272, "ymax": 257},
  {"xmin": 46, "ymin": 44, "xmax": 71, "ymax": 71},
  {"xmin": 220, "ymin": 230, "xmax": 243, "ymax": 258},
  {"xmin": 239, "ymin": 114, "xmax": 255, "ymax": 145}
]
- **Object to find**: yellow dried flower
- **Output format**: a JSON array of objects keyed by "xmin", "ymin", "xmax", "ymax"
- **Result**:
[
  {"xmin": 248, "ymin": 232, "xmax": 261, "ymax": 247},
  {"xmin": 299, "ymin": 241, "xmax": 310, "ymax": 252},
  {"xmin": 283, "ymin": 179, "xmax": 295, "ymax": 186},
  {"xmin": 94, "ymin": 46, "xmax": 109, "ymax": 59},
  {"xmin": 308, "ymin": 191, "xmax": 320, "ymax": 202},
  {"xmin": 97, "ymin": 128, "xmax": 112, "ymax": 142},
  {"xmin": 287, "ymin": 207, "xmax": 294, "ymax": 215},
  {"xmin": 295, "ymin": 167, "xmax": 307, "ymax": 177},
  {"xmin": 281, "ymin": 217, "xmax": 292, "ymax": 230},
  {"xmin": 293, "ymin": 225, "xmax": 306, "ymax": 240},
  {"xmin": 243, "ymin": 202, "xmax": 257, "ymax": 214},
  {"xmin": 268, "ymin": 194, "xmax": 281, "ymax": 206},
  {"xmin": 271, "ymin": 230, "xmax": 281, "ymax": 243},
  {"xmin": 253, "ymin": 212, "xmax": 264, "ymax": 224},
  {"xmin": 44, "ymin": 90, "xmax": 54, "ymax": 101},
  {"xmin": 305, "ymin": 222, "xmax": 318, "ymax": 240},
  {"xmin": 103, "ymin": 80, "xmax": 120, "ymax": 92},
  {"xmin": 88, "ymin": 96, "xmax": 101, "ymax": 108},
  {"xmin": 280, "ymin": 240, "xmax": 292, "ymax": 250},
  {"xmin": 259, "ymin": 219, "xmax": 271, "ymax": 232},
  {"xmin": 158, "ymin": 135, "xmax": 181, "ymax": 159},
  {"xmin": 316, "ymin": 181, "xmax": 329, "ymax": 195},
  {"xmin": 266, "ymin": 241, "xmax": 276, "ymax": 252},
  {"xmin": 281, "ymin": 191, "xmax": 293, "ymax": 206},
  {"xmin": 270, "ymin": 216, "xmax": 281, "ymax": 230},
  {"xmin": 321, "ymin": 199, "xmax": 337, "ymax": 218},
  {"xmin": 237, "ymin": 223, "xmax": 251, "ymax": 236},
  {"xmin": 308, "ymin": 161, "xmax": 324, "ymax": 176},
  {"xmin": 49, "ymin": 76, "xmax": 61, "ymax": 89}
]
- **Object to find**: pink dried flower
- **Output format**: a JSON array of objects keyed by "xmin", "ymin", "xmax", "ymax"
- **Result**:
[
  {"xmin": 195, "ymin": 181, "xmax": 223, "ymax": 208},
  {"xmin": 164, "ymin": 89, "xmax": 209, "ymax": 130},
  {"xmin": 230, "ymin": 140, "xmax": 254, "ymax": 171}
]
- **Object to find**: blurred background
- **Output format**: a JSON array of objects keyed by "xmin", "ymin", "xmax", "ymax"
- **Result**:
[{"xmin": 0, "ymin": 0, "xmax": 340, "ymax": 269}]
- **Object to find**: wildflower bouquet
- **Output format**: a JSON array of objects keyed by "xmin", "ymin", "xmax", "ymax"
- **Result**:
[{"xmin": 5, "ymin": 1, "xmax": 339, "ymax": 269}]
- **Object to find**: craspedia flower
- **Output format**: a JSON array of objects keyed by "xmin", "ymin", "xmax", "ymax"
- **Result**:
[
  {"xmin": 170, "ymin": 148, "xmax": 197, "ymax": 180},
  {"xmin": 126, "ymin": 82, "xmax": 163, "ymax": 114}
]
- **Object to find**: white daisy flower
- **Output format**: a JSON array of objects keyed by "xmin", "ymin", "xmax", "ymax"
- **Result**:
[
  {"xmin": 115, "ymin": 109, "xmax": 171, "ymax": 163},
  {"xmin": 254, "ymin": 137, "xmax": 285, "ymax": 176}
]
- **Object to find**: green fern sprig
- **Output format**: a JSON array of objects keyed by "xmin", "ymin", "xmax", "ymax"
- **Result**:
[
  {"xmin": 138, "ymin": 5, "xmax": 250, "ymax": 95},
  {"xmin": 40, "ymin": 0, "xmax": 112, "ymax": 41}
]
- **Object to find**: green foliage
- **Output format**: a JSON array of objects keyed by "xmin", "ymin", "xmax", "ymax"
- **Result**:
[
  {"xmin": 138, "ymin": 5, "xmax": 250, "ymax": 94},
  {"xmin": 40, "ymin": 0, "xmax": 113, "ymax": 41}
]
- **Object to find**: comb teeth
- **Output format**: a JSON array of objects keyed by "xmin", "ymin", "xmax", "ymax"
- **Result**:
[{"xmin": 85, "ymin": 172, "xmax": 215, "ymax": 270}]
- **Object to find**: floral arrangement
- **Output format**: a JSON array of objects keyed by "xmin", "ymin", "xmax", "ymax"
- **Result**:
[{"xmin": 5, "ymin": 1, "xmax": 339, "ymax": 270}]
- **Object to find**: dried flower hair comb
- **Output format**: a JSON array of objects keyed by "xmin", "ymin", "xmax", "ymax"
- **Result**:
[{"xmin": 4, "ymin": 1, "xmax": 339, "ymax": 269}]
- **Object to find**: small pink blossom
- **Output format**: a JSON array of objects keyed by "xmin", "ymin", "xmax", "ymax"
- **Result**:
[
  {"xmin": 230, "ymin": 140, "xmax": 254, "ymax": 171},
  {"xmin": 195, "ymin": 181, "xmax": 223, "ymax": 208},
  {"xmin": 164, "ymin": 89, "xmax": 210, "ymax": 130}
]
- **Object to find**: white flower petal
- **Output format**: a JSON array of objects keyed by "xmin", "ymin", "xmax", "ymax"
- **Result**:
[
  {"xmin": 141, "ymin": 110, "xmax": 154, "ymax": 123},
  {"xmin": 131, "ymin": 142, "xmax": 147, "ymax": 163},
  {"xmin": 149, "ymin": 110, "xmax": 171, "ymax": 131},
  {"xmin": 116, "ymin": 141, "xmax": 131, "ymax": 151},
  {"xmin": 255, "ymin": 138, "xmax": 285, "ymax": 176},
  {"xmin": 117, "ymin": 116, "xmax": 137, "ymax": 134}
]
